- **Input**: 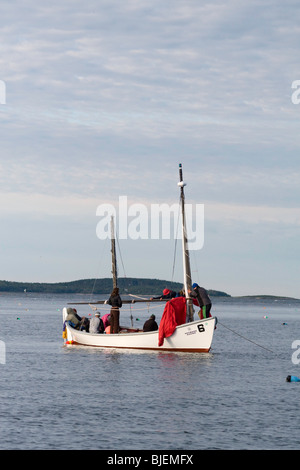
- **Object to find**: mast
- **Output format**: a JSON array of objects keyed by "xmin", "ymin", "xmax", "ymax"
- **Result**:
[
  {"xmin": 110, "ymin": 216, "xmax": 118, "ymax": 289},
  {"xmin": 178, "ymin": 163, "xmax": 194, "ymax": 322}
]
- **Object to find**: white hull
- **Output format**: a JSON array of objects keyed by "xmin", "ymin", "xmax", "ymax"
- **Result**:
[{"xmin": 62, "ymin": 307, "xmax": 215, "ymax": 353}]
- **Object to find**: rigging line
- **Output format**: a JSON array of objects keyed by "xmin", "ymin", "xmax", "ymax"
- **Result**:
[
  {"xmin": 217, "ymin": 321, "xmax": 274, "ymax": 353},
  {"xmin": 89, "ymin": 237, "xmax": 109, "ymax": 303},
  {"xmin": 97, "ymin": 304, "xmax": 159, "ymax": 312},
  {"xmin": 129, "ymin": 294, "xmax": 150, "ymax": 300},
  {"xmin": 180, "ymin": 196, "xmax": 203, "ymax": 285},
  {"xmin": 171, "ymin": 195, "xmax": 181, "ymax": 282},
  {"xmin": 116, "ymin": 232, "xmax": 126, "ymax": 278},
  {"xmin": 171, "ymin": 236, "xmax": 178, "ymax": 283},
  {"xmin": 187, "ymin": 221, "xmax": 199, "ymax": 281},
  {"xmin": 181, "ymin": 212, "xmax": 193, "ymax": 286}
]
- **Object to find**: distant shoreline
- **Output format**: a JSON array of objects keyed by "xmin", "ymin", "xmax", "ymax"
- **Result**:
[
  {"xmin": 0, "ymin": 278, "xmax": 298, "ymax": 301},
  {"xmin": 212, "ymin": 294, "xmax": 300, "ymax": 303}
]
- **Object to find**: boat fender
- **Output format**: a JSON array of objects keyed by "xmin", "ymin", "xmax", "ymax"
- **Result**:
[{"xmin": 286, "ymin": 375, "xmax": 300, "ymax": 382}]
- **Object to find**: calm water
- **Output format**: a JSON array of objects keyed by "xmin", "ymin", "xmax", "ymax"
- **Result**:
[{"xmin": 0, "ymin": 292, "xmax": 300, "ymax": 450}]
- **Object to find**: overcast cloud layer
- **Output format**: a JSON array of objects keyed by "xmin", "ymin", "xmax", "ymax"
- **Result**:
[{"xmin": 1, "ymin": 0, "xmax": 300, "ymax": 297}]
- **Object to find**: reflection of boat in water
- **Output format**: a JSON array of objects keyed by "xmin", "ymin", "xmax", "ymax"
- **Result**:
[{"xmin": 62, "ymin": 164, "xmax": 216, "ymax": 352}]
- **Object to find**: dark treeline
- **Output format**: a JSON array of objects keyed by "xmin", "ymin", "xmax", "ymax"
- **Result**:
[{"xmin": 0, "ymin": 278, "xmax": 231, "ymax": 297}]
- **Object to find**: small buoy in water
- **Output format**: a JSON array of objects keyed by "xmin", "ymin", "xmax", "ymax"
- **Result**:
[
  {"xmin": 263, "ymin": 315, "xmax": 268, "ymax": 319},
  {"xmin": 286, "ymin": 375, "xmax": 300, "ymax": 382},
  {"xmin": 17, "ymin": 317, "xmax": 20, "ymax": 320},
  {"xmin": 282, "ymin": 322, "xmax": 287, "ymax": 325}
]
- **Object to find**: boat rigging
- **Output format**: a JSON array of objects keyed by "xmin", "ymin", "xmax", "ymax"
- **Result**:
[{"xmin": 62, "ymin": 163, "xmax": 216, "ymax": 352}]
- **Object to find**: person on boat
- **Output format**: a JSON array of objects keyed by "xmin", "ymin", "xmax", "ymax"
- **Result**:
[
  {"xmin": 189, "ymin": 283, "xmax": 212, "ymax": 319},
  {"xmin": 89, "ymin": 311, "xmax": 104, "ymax": 334},
  {"xmin": 150, "ymin": 288, "xmax": 177, "ymax": 301},
  {"xmin": 107, "ymin": 287, "xmax": 122, "ymax": 334},
  {"xmin": 80, "ymin": 316, "xmax": 90, "ymax": 332},
  {"xmin": 101, "ymin": 312, "xmax": 111, "ymax": 330},
  {"xmin": 65, "ymin": 307, "xmax": 84, "ymax": 330},
  {"xmin": 176, "ymin": 288, "xmax": 185, "ymax": 297},
  {"xmin": 143, "ymin": 314, "xmax": 158, "ymax": 332}
]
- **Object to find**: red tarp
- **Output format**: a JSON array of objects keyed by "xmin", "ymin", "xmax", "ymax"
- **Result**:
[{"xmin": 158, "ymin": 297, "xmax": 187, "ymax": 346}]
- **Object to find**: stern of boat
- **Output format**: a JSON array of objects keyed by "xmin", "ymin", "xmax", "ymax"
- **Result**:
[{"xmin": 62, "ymin": 307, "xmax": 74, "ymax": 344}]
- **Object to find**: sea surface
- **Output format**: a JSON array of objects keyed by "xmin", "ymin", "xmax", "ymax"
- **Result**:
[{"xmin": 0, "ymin": 292, "xmax": 300, "ymax": 451}]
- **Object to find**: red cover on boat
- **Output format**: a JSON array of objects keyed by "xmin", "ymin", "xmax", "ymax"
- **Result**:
[{"xmin": 158, "ymin": 297, "xmax": 187, "ymax": 346}]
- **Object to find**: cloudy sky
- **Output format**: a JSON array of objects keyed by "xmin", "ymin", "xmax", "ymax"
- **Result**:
[{"xmin": 0, "ymin": 0, "xmax": 300, "ymax": 297}]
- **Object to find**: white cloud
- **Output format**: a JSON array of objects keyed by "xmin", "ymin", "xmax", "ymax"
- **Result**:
[
  {"xmin": 206, "ymin": 202, "xmax": 300, "ymax": 226},
  {"xmin": 0, "ymin": 191, "xmax": 97, "ymax": 216}
]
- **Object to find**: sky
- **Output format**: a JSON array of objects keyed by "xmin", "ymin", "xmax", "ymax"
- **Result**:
[{"xmin": 0, "ymin": 0, "xmax": 300, "ymax": 298}]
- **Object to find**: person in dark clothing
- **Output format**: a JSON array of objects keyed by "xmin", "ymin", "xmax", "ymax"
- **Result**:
[
  {"xmin": 107, "ymin": 287, "xmax": 122, "ymax": 333},
  {"xmin": 80, "ymin": 316, "xmax": 90, "ymax": 332},
  {"xmin": 189, "ymin": 283, "xmax": 212, "ymax": 319},
  {"xmin": 150, "ymin": 288, "xmax": 177, "ymax": 301},
  {"xmin": 143, "ymin": 314, "xmax": 158, "ymax": 332}
]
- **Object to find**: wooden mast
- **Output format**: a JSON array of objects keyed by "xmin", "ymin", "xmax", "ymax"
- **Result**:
[
  {"xmin": 178, "ymin": 163, "xmax": 194, "ymax": 322},
  {"xmin": 111, "ymin": 216, "xmax": 118, "ymax": 289}
]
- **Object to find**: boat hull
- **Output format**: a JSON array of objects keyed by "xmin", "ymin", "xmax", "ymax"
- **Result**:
[{"xmin": 62, "ymin": 308, "xmax": 215, "ymax": 353}]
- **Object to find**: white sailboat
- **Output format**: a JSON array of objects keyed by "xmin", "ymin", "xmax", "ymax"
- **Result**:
[{"xmin": 62, "ymin": 164, "xmax": 216, "ymax": 352}]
